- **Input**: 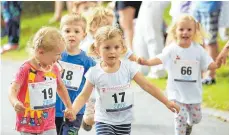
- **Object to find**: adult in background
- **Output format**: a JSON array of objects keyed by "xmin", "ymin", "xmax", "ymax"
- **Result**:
[
  {"xmin": 133, "ymin": 1, "xmax": 169, "ymax": 78},
  {"xmin": 191, "ymin": 1, "xmax": 222, "ymax": 85},
  {"xmin": 114, "ymin": 1, "xmax": 142, "ymax": 50},
  {"xmin": 1, "ymin": 1, "xmax": 22, "ymax": 54}
]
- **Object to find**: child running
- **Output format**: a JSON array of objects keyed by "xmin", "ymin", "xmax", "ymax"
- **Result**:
[
  {"xmin": 139, "ymin": 14, "xmax": 220, "ymax": 135},
  {"xmin": 65, "ymin": 26, "xmax": 180, "ymax": 135},
  {"xmin": 80, "ymin": 6, "xmax": 141, "ymax": 131},
  {"xmin": 8, "ymin": 27, "xmax": 74, "ymax": 135},
  {"xmin": 55, "ymin": 14, "xmax": 96, "ymax": 135}
]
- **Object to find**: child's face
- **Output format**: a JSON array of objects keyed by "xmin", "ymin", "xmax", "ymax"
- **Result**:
[
  {"xmin": 61, "ymin": 23, "xmax": 86, "ymax": 49},
  {"xmin": 38, "ymin": 41, "xmax": 65, "ymax": 66},
  {"xmin": 176, "ymin": 20, "xmax": 195, "ymax": 46},
  {"xmin": 97, "ymin": 37, "xmax": 123, "ymax": 65},
  {"xmin": 77, "ymin": 2, "xmax": 97, "ymax": 14}
]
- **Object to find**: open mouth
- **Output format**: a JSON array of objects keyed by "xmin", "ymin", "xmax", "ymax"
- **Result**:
[
  {"xmin": 182, "ymin": 36, "xmax": 189, "ymax": 40},
  {"xmin": 108, "ymin": 56, "xmax": 116, "ymax": 59}
]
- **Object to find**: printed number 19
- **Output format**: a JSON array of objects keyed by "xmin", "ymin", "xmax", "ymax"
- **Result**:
[
  {"xmin": 42, "ymin": 88, "xmax": 53, "ymax": 99},
  {"xmin": 112, "ymin": 92, "xmax": 125, "ymax": 103}
]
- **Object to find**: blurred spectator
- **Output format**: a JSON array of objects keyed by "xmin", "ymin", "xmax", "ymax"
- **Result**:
[
  {"xmin": 219, "ymin": 1, "xmax": 229, "ymax": 41},
  {"xmin": 49, "ymin": 1, "xmax": 73, "ymax": 24},
  {"xmin": 114, "ymin": 1, "xmax": 142, "ymax": 50},
  {"xmin": 191, "ymin": 1, "xmax": 222, "ymax": 85},
  {"xmin": 133, "ymin": 1, "xmax": 169, "ymax": 78},
  {"xmin": 0, "ymin": 1, "xmax": 22, "ymax": 54}
]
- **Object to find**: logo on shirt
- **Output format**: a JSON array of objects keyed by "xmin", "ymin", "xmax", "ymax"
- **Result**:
[{"xmin": 176, "ymin": 55, "xmax": 180, "ymax": 60}]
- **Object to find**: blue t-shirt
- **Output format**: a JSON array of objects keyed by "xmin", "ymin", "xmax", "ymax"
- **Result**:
[
  {"xmin": 194, "ymin": 1, "xmax": 221, "ymax": 13},
  {"xmin": 55, "ymin": 50, "xmax": 96, "ymax": 117}
]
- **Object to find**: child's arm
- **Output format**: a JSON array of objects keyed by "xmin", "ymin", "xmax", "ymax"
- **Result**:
[
  {"xmin": 70, "ymin": 80, "xmax": 94, "ymax": 120},
  {"xmin": 8, "ymin": 82, "xmax": 25, "ymax": 113},
  {"xmin": 208, "ymin": 62, "xmax": 220, "ymax": 70},
  {"xmin": 128, "ymin": 53, "xmax": 139, "ymax": 62},
  {"xmin": 138, "ymin": 57, "xmax": 162, "ymax": 66},
  {"xmin": 57, "ymin": 80, "xmax": 74, "ymax": 119},
  {"xmin": 133, "ymin": 72, "xmax": 180, "ymax": 113},
  {"xmin": 216, "ymin": 41, "xmax": 229, "ymax": 66}
]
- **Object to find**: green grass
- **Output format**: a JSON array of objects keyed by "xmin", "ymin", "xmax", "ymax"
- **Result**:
[{"xmin": 1, "ymin": 8, "xmax": 229, "ymax": 111}]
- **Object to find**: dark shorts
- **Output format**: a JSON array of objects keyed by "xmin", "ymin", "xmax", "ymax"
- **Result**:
[
  {"xmin": 55, "ymin": 114, "xmax": 83, "ymax": 135},
  {"xmin": 95, "ymin": 122, "xmax": 131, "ymax": 135}
]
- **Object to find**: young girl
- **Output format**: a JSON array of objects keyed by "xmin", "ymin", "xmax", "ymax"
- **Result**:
[
  {"xmin": 8, "ymin": 27, "xmax": 74, "ymax": 135},
  {"xmin": 65, "ymin": 26, "xmax": 180, "ymax": 135},
  {"xmin": 80, "ymin": 6, "xmax": 141, "ymax": 131},
  {"xmin": 139, "ymin": 14, "xmax": 220, "ymax": 135}
]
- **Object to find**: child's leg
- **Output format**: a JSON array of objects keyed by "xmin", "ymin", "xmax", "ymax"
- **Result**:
[
  {"xmin": 95, "ymin": 122, "xmax": 131, "ymax": 135},
  {"xmin": 42, "ymin": 129, "xmax": 57, "ymax": 135},
  {"xmin": 174, "ymin": 101, "xmax": 188, "ymax": 135},
  {"xmin": 187, "ymin": 104, "xmax": 202, "ymax": 125},
  {"xmin": 62, "ymin": 114, "xmax": 83, "ymax": 135},
  {"xmin": 82, "ymin": 91, "xmax": 96, "ymax": 131},
  {"xmin": 55, "ymin": 117, "xmax": 64, "ymax": 135}
]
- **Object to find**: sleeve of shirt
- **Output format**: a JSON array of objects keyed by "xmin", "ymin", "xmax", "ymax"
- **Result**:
[
  {"xmin": 128, "ymin": 61, "xmax": 139, "ymax": 79},
  {"xmin": 12, "ymin": 65, "xmax": 29, "ymax": 88},
  {"xmin": 200, "ymin": 46, "xmax": 214, "ymax": 72},
  {"xmin": 156, "ymin": 46, "xmax": 171, "ymax": 65},
  {"xmin": 85, "ymin": 67, "xmax": 95, "ymax": 86},
  {"xmin": 123, "ymin": 48, "xmax": 134, "ymax": 59},
  {"xmin": 53, "ymin": 64, "xmax": 62, "ymax": 85}
]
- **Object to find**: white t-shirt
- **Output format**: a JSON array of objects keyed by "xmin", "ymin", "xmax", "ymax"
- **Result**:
[
  {"xmin": 80, "ymin": 34, "xmax": 133, "ymax": 59},
  {"xmin": 85, "ymin": 60, "xmax": 138, "ymax": 125},
  {"xmin": 156, "ymin": 42, "xmax": 213, "ymax": 104}
]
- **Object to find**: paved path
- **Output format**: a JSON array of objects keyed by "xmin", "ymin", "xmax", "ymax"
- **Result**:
[{"xmin": 1, "ymin": 61, "xmax": 229, "ymax": 135}]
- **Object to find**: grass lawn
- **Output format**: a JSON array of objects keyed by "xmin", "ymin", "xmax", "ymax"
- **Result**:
[{"xmin": 1, "ymin": 7, "xmax": 229, "ymax": 111}]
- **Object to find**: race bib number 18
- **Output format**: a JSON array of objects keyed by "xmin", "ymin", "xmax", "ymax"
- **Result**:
[{"xmin": 59, "ymin": 61, "xmax": 84, "ymax": 90}]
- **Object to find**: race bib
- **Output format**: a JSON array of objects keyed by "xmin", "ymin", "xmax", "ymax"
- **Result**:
[
  {"xmin": 172, "ymin": 60, "xmax": 199, "ymax": 83},
  {"xmin": 100, "ymin": 83, "xmax": 133, "ymax": 112},
  {"xmin": 59, "ymin": 61, "xmax": 84, "ymax": 91},
  {"xmin": 28, "ymin": 79, "xmax": 57, "ymax": 110}
]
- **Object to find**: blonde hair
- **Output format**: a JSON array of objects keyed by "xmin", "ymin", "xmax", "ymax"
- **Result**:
[
  {"xmin": 86, "ymin": 6, "xmax": 114, "ymax": 34},
  {"xmin": 27, "ymin": 26, "xmax": 65, "ymax": 55},
  {"xmin": 72, "ymin": 1, "xmax": 98, "ymax": 14},
  {"xmin": 60, "ymin": 14, "xmax": 87, "ymax": 32},
  {"xmin": 167, "ymin": 14, "xmax": 209, "ymax": 45},
  {"xmin": 89, "ymin": 26, "xmax": 127, "ymax": 57}
]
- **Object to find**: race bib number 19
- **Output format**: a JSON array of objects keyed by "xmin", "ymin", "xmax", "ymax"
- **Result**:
[{"xmin": 28, "ymin": 79, "xmax": 57, "ymax": 110}]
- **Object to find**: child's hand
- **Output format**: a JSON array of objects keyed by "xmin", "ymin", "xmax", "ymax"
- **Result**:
[
  {"xmin": 137, "ymin": 57, "xmax": 149, "ymax": 66},
  {"xmin": 165, "ymin": 101, "xmax": 180, "ymax": 114},
  {"xmin": 216, "ymin": 51, "xmax": 228, "ymax": 66},
  {"xmin": 14, "ymin": 100, "xmax": 25, "ymax": 114},
  {"xmin": 64, "ymin": 108, "xmax": 76, "ymax": 121}
]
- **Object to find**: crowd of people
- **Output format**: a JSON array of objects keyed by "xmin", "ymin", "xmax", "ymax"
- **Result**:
[{"xmin": 2, "ymin": 1, "xmax": 229, "ymax": 135}]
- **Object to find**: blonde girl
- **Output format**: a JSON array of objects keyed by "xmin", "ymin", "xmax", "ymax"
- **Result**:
[
  {"xmin": 65, "ymin": 26, "xmax": 180, "ymax": 135},
  {"xmin": 8, "ymin": 27, "xmax": 74, "ymax": 135},
  {"xmin": 139, "ymin": 14, "xmax": 219, "ymax": 135},
  {"xmin": 80, "ymin": 7, "xmax": 141, "ymax": 131}
]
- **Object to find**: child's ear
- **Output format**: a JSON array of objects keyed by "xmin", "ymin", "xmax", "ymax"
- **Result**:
[{"xmin": 37, "ymin": 48, "xmax": 45, "ymax": 55}]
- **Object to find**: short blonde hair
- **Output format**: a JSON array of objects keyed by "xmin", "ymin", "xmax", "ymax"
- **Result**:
[
  {"xmin": 27, "ymin": 27, "xmax": 65, "ymax": 55},
  {"xmin": 60, "ymin": 14, "xmax": 87, "ymax": 32},
  {"xmin": 89, "ymin": 26, "xmax": 127, "ymax": 57},
  {"xmin": 167, "ymin": 14, "xmax": 209, "ymax": 45},
  {"xmin": 86, "ymin": 7, "xmax": 114, "ymax": 33}
]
